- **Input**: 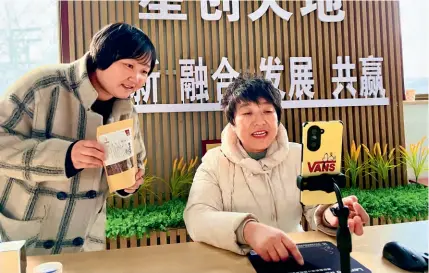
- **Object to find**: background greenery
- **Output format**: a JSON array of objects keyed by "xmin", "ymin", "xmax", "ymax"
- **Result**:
[
  {"xmin": 107, "ymin": 198, "xmax": 186, "ymax": 238},
  {"xmin": 342, "ymin": 184, "xmax": 427, "ymax": 219},
  {"xmin": 107, "ymin": 184, "xmax": 428, "ymax": 238}
]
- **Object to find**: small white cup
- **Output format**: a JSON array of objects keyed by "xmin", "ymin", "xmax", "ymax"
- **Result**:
[{"xmin": 33, "ymin": 262, "xmax": 63, "ymax": 273}]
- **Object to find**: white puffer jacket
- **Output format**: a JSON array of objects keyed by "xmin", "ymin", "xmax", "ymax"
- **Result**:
[{"xmin": 184, "ymin": 123, "xmax": 335, "ymax": 255}]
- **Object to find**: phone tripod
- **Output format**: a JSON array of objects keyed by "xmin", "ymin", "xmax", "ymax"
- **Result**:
[{"xmin": 297, "ymin": 173, "xmax": 351, "ymax": 273}]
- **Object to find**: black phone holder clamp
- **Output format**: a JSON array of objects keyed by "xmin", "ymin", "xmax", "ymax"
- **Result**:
[{"xmin": 297, "ymin": 173, "xmax": 352, "ymax": 273}]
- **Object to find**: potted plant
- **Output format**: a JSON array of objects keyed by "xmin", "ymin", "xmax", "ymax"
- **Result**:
[
  {"xmin": 399, "ymin": 136, "xmax": 428, "ymax": 184},
  {"xmin": 362, "ymin": 143, "xmax": 397, "ymax": 188},
  {"xmin": 164, "ymin": 156, "xmax": 198, "ymax": 200},
  {"xmin": 344, "ymin": 140, "xmax": 366, "ymax": 188},
  {"xmin": 134, "ymin": 159, "xmax": 163, "ymax": 205}
]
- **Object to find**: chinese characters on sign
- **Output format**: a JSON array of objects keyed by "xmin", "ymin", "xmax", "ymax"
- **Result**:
[
  {"xmin": 332, "ymin": 56, "xmax": 357, "ymax": 99},
  {"xmin": 289, "ymin": 57, "xmax": 315, "ymax": 100},
  {"xmin": 248, "ymin": 0, "xmax": 293, "ymax": 21},
  {"xmin": 211, "ymin": 57, "xmax": 239, "ymax": 102},
  {"xmin": 201, "ymin": 0, "xmax": 239, "ymax": 22},
  {"xmin": 139, "ymin": 0, "xmax": 345, "ymax": 22},
  {"xmin": 139, "ymin": 0, "xmax": 187, "ymax": 20},
  {"xmin": 260, "ymin": 56, "xmax": 285, "ymax": 99},
  {"xmin": 133, "ymin": 55, "xmax": 387, "ymax": 112},
  {"xmin": 300, "ymin": 0, "xmax": 345, "ymax": 22},
  {"xmin": 179, "ymin": 57, "xmax": 209, "ymax": 103},
  {"xmin": 359, "ymin": 55, "xmax": 386, "ymax": 98},
  {"xmin": 133, "ymin": 0, "xmax": 390, "ymax": 113}
]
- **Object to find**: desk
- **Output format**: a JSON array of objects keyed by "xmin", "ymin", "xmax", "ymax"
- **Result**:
[{"xmin": 27, "ymin": 221, "xmax": 428, "ymax": 273}]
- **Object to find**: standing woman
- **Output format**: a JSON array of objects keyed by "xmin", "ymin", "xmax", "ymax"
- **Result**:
[{"xmin": 0, "ymin": 23, "xmax": 156, "ymax": 255}]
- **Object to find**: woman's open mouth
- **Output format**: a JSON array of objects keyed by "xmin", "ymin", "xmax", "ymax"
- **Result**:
[{"xmin": 252, "ymin": 130, "xmax": 268, "ymax": 138}]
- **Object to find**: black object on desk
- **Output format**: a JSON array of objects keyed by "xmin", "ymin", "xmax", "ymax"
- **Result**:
[
  {"xmin": 383, "ymin": 241, "xmax": 428, "ymax": 272},
  {"xmin": 297, "ymin": 173, "xmax": 352, "ymax": 273},
  {"xmin": 248, "ymin": 241, "xmax": 371, "ymax": 273}
]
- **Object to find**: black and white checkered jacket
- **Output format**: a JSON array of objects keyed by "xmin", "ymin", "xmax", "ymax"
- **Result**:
[{"xmin": 0, "ymin": 53, "xmax": 146, "ymax": 255}]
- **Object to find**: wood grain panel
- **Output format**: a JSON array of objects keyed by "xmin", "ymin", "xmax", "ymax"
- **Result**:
[{"xmin": 60, "ymin": 0, "xmax": 407, "ymax": 206}]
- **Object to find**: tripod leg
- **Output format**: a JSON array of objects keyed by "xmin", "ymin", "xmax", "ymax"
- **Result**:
[
  {"xmin": 332, "ymin": 183, "xmax": 352, "ymax": 273},
  {"xmin": 340, "ymin": 249, "xmax": 351, "ymax": 273}
]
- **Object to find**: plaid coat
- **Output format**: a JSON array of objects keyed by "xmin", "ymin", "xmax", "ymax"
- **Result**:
[{"xmin": 0, "ymin": 53, "xmax": 146, "ymax": 255}]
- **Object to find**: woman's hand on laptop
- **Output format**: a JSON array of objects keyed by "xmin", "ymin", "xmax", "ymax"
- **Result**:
[{"xmin": 244, "ymin": 221, "xmax": 304, "ymax": 265}]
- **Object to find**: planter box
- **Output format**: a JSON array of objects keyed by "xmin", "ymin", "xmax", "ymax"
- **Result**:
[
  {"xmin": 107, "ymin": 228, "xmax": 190, "ymax": 250},
  {"xmin": 106, "ymin": 217, "xmax": 428, "ymax": 250}
]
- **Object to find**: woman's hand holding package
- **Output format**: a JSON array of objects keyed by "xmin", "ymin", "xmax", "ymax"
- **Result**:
[
  {"xmin": 71, "ymin": 140, "xmax": 105, "ymax": 169},
  {"xmin": 243, "ymin": 221, "xmax": 304, "ymax": 265},
  {"xmin": 123, "ymin": 168, "xmax": 144, "ymax": 194},
  {"xmin": 323, "ymin": 195, "xmax": 370, "ymax": 236}
]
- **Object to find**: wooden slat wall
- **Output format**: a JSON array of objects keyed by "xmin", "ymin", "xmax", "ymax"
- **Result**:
[{"xmin": 61, "ymin": 0, "xmax": 406, "ymax": 200}]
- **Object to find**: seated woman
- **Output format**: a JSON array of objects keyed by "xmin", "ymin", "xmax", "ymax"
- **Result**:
[{"xmin": 184, "ymin": 74, "xmax": 369, "ymax": 265}]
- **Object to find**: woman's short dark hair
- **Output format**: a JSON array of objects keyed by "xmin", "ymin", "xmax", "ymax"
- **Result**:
[
  {"xmin": 221, "ymin": 73, "xmax": 282, "ymax": 125},
  {"xmin": 88, "ymin": 22, "xmax": 157, "ymax": 75}
]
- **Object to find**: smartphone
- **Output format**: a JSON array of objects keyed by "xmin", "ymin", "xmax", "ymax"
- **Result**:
[{"xmin": 300, "ymin": 121, "xmax": 344, "ymax": 205}]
